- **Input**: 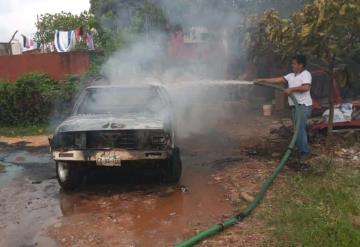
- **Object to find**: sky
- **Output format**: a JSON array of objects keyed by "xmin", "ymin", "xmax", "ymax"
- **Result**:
[{"xmin": 0, "ymin": 0, "xmax": 90, "ymax": 41}]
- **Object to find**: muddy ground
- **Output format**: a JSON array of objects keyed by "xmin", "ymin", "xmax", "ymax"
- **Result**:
[{"xmin": 0, "ymin": 104, "xmax": 292, "ymax": 247}]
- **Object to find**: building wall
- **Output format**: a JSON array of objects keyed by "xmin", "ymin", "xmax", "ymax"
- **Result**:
[{"xmin": 0, "ymin": 51, "xmax": 89, "ymax": 81}]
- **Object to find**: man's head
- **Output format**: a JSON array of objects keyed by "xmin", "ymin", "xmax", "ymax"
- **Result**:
[{"xmin": 291, "ymin": 54, "xmax": 306, "ymax": 73}]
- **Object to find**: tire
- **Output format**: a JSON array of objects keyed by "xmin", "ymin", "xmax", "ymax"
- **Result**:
[
  {"xmin": 162, "ymin": 147, "xmax": 182, "ymax": 183},
  {"xmin": 56, "ymin": 161, "xmax": 82, "ymax": 191}
]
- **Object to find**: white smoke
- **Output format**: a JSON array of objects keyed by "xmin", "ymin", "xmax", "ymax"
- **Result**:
[{"xmin": 97, "ymin": 0, "xmax": 252, "ymax": 138}]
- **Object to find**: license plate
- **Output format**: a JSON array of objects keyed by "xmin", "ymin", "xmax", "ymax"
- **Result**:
[{"xmin": 96, "ymin": 152, "xmax": 122, "ymax": 167}]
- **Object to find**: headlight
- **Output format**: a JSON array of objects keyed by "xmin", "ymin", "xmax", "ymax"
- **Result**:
[
  {"xmin": 59, "ymin": 133, "xmax": 74, "ymax": 147},
  {"xmin": 57, "ymin": 132, "xmax": 86, "ymax": 149},
  {"xmin": 151, "ymin": 132, "xmax": 170, "ymax": 147},
  {"xmin": 74, "ymin": 133, "xmax": 86, "ymax": 148},
  {"xmin": 151, "ymin": 136, "xmax": 166, "ymax": 144}
]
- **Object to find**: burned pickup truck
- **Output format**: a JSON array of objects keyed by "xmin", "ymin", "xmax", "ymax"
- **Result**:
[{"xmin": 49, "ymin": 84, "xmax": 182, "ymax": 190}]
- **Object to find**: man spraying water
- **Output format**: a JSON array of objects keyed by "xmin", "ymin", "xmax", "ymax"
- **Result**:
[{"xmin": 255, "ymin": 54, "xmax": 312, "ymax": 163}]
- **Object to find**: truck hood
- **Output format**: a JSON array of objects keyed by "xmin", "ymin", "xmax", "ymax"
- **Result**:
[{"xmin": 56, "ymin": 114, "xmax": 167, "ymax": 132}]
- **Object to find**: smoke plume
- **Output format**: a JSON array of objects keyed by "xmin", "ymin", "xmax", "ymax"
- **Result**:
[{"xmin": 97, "ymin": 0, "xmax": 252, "ymax": 138}]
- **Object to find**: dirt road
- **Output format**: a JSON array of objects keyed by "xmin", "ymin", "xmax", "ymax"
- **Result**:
[{"xmin": 0, "ymin": 107, "xmax": 285, "ymax": 246}]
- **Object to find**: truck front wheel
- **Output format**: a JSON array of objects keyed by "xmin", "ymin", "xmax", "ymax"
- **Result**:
[
  {"xmin": 162, "ymin": 147, "xmax": 182, "ymax": 183},
  {"xmin": 56, "ymin": 161, "xmax": 82, "ymax": 190}
]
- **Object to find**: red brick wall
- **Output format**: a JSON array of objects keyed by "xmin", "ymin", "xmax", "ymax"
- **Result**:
[{"xmin": 0, "ymin": 51, "xmax": 89, "ymax": 81}]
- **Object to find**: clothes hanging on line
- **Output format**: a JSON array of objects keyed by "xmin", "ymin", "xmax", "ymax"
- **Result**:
[
  {"xmin": 75, "ymin": 27, "xmax": 83, "ymax": 42},
  {"xmin": 54, "ymin": 30, "xmax": 76, "ymax": 52},
  {"xmin": 21, "ymin": 34, "xmax": 30, "ymax": 48},
  {"xmin": 86, "ymin": 32, "xmax": 95, "ymax": 50},
  {"xmin": 21, "ymin": 34, "xmax": 38, "ymax": 50}
]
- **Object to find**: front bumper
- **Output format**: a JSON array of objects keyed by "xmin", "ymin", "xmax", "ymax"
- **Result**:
[{"xmin": 52, "ymin": 149, "xmax": 171, "ymax": 162}]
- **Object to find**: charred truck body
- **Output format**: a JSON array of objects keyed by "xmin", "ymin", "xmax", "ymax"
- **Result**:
[{"xmin": 49, "ymin": 84, "xmax": 182, "ymax": 190}]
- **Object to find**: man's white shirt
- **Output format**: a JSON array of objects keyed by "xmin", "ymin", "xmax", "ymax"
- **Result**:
[{"xmin": 284, "ymin": 70, "xmax": 312, "ymax": 106}]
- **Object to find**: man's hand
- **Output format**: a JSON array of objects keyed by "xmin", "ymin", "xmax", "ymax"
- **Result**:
[{"xmin": 284, "ymin": 88, "xmax": 292, "ymax": 95}]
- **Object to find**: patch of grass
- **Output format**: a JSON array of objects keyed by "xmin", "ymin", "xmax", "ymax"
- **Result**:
[
  {"xmin": 261, "ymin": 158, "xmax": 360, "ymax": 247},
  {"xmin": 0, "ymin": 124, "xmax": 51, "ymax": 137}
]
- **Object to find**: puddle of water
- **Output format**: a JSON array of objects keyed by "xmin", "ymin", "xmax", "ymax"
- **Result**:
[
  {"xmin": 50, "ymin": 166, "xmax": 233, "ymax": 246},
  {"xmin": 3, "ymin": 150, "xmax": 51, "ymax": 164},
  {"xmin": 0, "ymin": 150, "xmax": 54, "ymax": 185},
  {"xmin": 0, "ymin": 162, "xmax": 24, "ymax": 187},
  {"xmin": 0, "ymin": 142, "xmax": 236, "ymax": 246}
]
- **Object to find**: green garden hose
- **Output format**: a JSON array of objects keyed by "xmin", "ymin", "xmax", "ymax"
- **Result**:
[{"xmin": 175, "ymin": 82, "xmax": 302, "ymax": 247}]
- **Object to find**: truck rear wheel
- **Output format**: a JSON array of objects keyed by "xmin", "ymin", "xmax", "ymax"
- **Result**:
[
  {"xmin": 162, "ymin": 147, "xmax": 182, "ymax": 183},
  {"xmin": 56, "ymin": 162, "xmax": 82, "ymax": 190}
]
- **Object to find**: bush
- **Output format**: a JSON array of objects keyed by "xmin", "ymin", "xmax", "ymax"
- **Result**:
[
  {"xmin": 53, "ymin": 75, "xmax": 84, "ymax": 121},
  {"xmin": 0, "ymin": 72, "xmax": 82, "ymax": 126}
]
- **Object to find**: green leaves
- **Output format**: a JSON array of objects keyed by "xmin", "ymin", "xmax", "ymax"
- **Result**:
[
  {"xmin": 0, "ymin": 73, "xmax": 81, "ymax": 126},
  {"xmin": 246, "ymin": 9, "xmax": 297, "ymax": 65},
  {"xmin": 131, "ymin": 1, "xmax": 167, "ymax": 33},
  {"xmin": 247, "ymin": 0, "xmax": 360, "ymax": 66},
  {"xmin": 300, "ymin": 24, "xmax": 313, "ymax": 38}
]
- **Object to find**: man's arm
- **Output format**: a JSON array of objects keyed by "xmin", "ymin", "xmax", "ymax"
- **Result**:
[
  {"xmin": 284, "ymin": 84, "xmax": 311, "ymax": 95},
  {"xmin": 254, "ymin": 77, "xmax": 286, "ymax": 84}
]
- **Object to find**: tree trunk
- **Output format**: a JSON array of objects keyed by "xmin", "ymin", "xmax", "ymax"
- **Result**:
[{"xmin": 327, "ymin": 56, "xmax": 335, "ymax": 136}]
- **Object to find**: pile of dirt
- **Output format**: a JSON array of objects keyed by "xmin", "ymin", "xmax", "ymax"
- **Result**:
[{"xmin": 0, "ymin": 135, "xmax": 49, "ymax": 147}]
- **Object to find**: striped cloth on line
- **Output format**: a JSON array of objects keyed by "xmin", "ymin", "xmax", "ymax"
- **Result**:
[{"xmin": 54, "ymin": 30, "xmax": 76, "ymax": 52}]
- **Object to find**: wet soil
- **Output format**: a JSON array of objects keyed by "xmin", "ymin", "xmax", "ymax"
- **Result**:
[
  {"xmin": 0, "ymin": 135, "xmax": 49, "ymax": 147},
  {"xmin": 0, "ymin": 106, "xmax": 284, "ymax": 247}
]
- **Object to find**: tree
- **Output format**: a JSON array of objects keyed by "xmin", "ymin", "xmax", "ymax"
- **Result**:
[
  {"xmin": 90, "ymin": 0, "xmax": 167, "ymax": 32},
  {"xmin": 131, "ymin": 1, "xmax": 167, "ymax": 34},
  {"xmin": 89, "ymin": 0, "xmax": 168, "ymax": 54},
  {"xmin": 247, "ymin": 0, "xmax": 360, "ymax": 135},
  {"xmin": 233, "ymin": 0, "xmax": 311, "ymax": 16},
  {"xmin": 35, "ymin": 11, "xmax": 97, "ymax": 46}
]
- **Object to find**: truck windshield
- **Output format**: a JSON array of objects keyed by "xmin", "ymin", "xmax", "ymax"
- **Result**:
[{"xmin": 76, "ymin": 87, "xmax": 165, "ymax": 115}]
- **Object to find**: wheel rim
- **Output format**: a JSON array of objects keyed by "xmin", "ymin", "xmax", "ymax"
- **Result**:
[{"xmin": 57, "ymin": 162, "xmax": 69, "ymax": 182}]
